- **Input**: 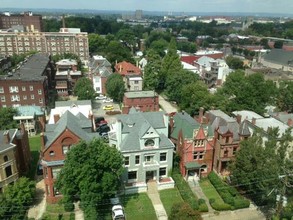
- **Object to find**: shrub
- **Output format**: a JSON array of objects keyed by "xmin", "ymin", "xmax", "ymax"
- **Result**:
[
  {"xmin": 198, "ymin": 198, "xmax": 206, "ymax": 205},
  {"xmin": 209, "ymin": 198, "xmax": 215, "ymax": 204},
  {"xmin": 210, "ymin": 202, "xmax": 231, "ymax": 211},
  {"xmin": 198, "ymin": 203, "xmax": 209, "ymax": 212},
  {"xmin": 233, "ymin": 197, "xmax": 250, "ymax": 209},
  {"xmin": 69, "ymin": 213, "xmax": 75, "ymax": 220}
]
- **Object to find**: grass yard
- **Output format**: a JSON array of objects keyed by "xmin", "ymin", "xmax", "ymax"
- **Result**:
[
  {"xmin": 159, "ymin": 188, "xmax": 183, "ymax": 216},
  {"xmin": 122, "ymin": 193, "xmax": 156, "ymax": 220},
  {"xmin": 199, "ymin": 178, "xmax": 224, "ymax": 203},
  {"xmin": 27, "ymin": 135, "xmax": 41, "ymax": 180},
  {"xmin": 42, "ymin": 203, "xmax": 74, "ymax": 220}
]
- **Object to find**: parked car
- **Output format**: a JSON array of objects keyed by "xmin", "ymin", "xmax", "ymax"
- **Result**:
[
  {"xmin": 95, "ymin": 116, "xmax": 105, "ymax": 124},
  {"xmin": 103, "ymin": 98, "xmax": 114, "ymax": 103},
  {"xmin": 103, "ymin": 105, "xmax": 114, "ymax": 111},
  {"xmin": 37, "ymin": 163, "xmax": 43, "ymax": 175},
  {"xmin": 96, "ymin": 124, "xmax": 110, "ymax": 133},
  {"xmin": 95, "ymin": 94, "xmax": 106, "ymax": 100},
  {"xmin": 112, "ymin": 205, "xmax": 125, "ymax": 220},
  {"xmin": 100, "ymin": 132, "xmax": 109, "ymax": 143}
]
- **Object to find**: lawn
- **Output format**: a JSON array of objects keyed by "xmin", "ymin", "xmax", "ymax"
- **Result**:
[
  {"xmin": 199, "ymin": 178, "xmax": 224, "ymax": 203},
  {"xmin": 122, "ymin": 193, "xmax": 156, "ymax": 220},
  {"xmin": 27, "ymin": 135, "xmax": 41, "ymax": 180},
  {"xmin": 160, "ymin": 188, "xmax": 183, "ymax": 216},
  {"xmin": 42, "ymin": 203, "xmax": 74, "ymax": 220}
]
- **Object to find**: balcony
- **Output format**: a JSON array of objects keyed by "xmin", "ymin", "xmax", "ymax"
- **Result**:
[
  {"xmin": 143, "ymin": 160, "xmax": 159, "ymax": 170},
  {"xmin": 0, "ymin": 172, "xmax": 18, "ymax": 188}
]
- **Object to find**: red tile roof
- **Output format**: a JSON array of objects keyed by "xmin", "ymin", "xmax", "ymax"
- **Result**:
[
  {"xmin": 115, "ymin": 61, "xmax": 141, "ymax": 76},
  {"xmin": 181, "ymin": 56, "xmax": 198, "ymax": 65}
]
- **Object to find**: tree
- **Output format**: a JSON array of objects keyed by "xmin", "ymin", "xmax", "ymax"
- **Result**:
[
  {"xmin": 0, "ymin": 177, "xmax": 35, "ymax": 220},
  {"xmin": 88, "ymin": 34, "xmax": 107, "ymax": 54},
  {"xmin": 277, "ymin": 81, "xmax": 293, "ymax": 113},
  {"xmin": 149, "ymin": 39, "xmax": 169, "ymax": 57},
  {"xmin": 105, "ymin": 73, "xmax": 125, "ymax": 102},
  {"xmin": 56, "ymin": 139, "xmax": 124, "ymax": 219},
  {"xmin": 225, "ymin": 56, "xmax": 244, "ymax": 70},
  {"xmin": 143, "ymin": 50, "xmax": 162, "ymax": 91},
  {"xmin": 105, "ymin": 40, "xmax": 134, "ymax": 65},
  {"xmin": 169, "ymin": 202, "xmax": 202, "ymax": 220},
  {"xmin": 0, "ymin": 107, "xmax": 17, "ymax": 130},
  {"xmin": 73, "ymin": 77, "xmax": 95, "ymax": 100},
  {"xmin": 274, "ymin": 40, "xmax": 284, "ymax": 49}
]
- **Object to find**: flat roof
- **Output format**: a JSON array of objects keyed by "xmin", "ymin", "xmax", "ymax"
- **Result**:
[{"xmin": 124, "ymin": 91, "xmax": 157, "ymax": 99}]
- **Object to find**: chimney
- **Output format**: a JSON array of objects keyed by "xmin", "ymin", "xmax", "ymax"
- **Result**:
[
  {"xmin": 236, "ymin": 114, "xmax": 242, "ymax": 124},
  {"xmin": 54, "ymin": 114, "xmax": 60, "ymax": 123},
  {"xmin": 3, "ymin": 130, "xmax": 10, "ymax": 144},
  {"xmin": 62, "ymin": 14, "xmax": 66, "ymax": 28},
  {"xmin": 20, "ymin": 122, "xmax": 25, "ymax": 133},
  {"xmin": 40, "ymin": 132, "xmax": 45, "ymax": 151},
  {"xmin": 38, "ymin": 115, "xmax": 46, "ymax": 132},
  {"xmin": 119, "ymin": 64, "xmax": 122, "ymax": 73},
  {"xmin": 198, "ymin": 107, "xmax": 204, "ymax": 123},
  {"xmin": 252, "ymin": 117, "xmax": 256, "ymax": 125},
  {"xmin": 288, "ymin": 118, "xmax": 293, "ymax": 127}
]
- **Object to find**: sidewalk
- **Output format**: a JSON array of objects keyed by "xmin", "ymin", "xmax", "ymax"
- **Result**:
[
  {"xmin": 147, "ymin": 181, "xmax": 168, "ymax": 220},
  {"xmin": 159, "ymin": 95, "xmax": 178, "ymax": 113},
  {"xmin": 188, "ymin": 178, "xmax": 214, "ymax": 212},
  {"xmin": 27, "ymin": 179, "xmax": 46, "ymax": 220},
  {"xmin": 74, "ymin": 202, "xmax": 84, "ymax": 220}
]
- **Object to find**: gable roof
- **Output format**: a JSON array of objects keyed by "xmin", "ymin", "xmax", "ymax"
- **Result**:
[
  {"xmin": 171, "ymin": 112, "xmax": 200, "ymax": 139},
  {"xmin": 115, "ymin": 61, "xmax": 141, "ymax": 76},
  {"xmin": 0, "ymin": 129, "xmax": 18, "ymax": 153},
  {"xmin": 44, "ymin": 111, "xmax": 97, "ymax": 148}
]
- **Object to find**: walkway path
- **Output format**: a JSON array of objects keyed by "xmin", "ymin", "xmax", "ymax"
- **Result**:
[
  {"xmin": 74, "ymin": 202, "xmax": 84, "ymax": 220},
  {"xmin": 147, "ymin": 181, "xmax": 168, "ymax": 220},
  {"xmin": 27, "ymin": 179, "xmax": 46, "ymax": 220},
  {"xmin": 188, "ymin": 178, "xmax": 214, "ymax": 212},
  {"xmin": 159, "ymin": 95, "xmax": 178, "ymax": 113}
]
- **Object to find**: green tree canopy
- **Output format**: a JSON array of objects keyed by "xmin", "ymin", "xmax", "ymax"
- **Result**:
[
  {"xmin": 225, "ymin": 56, "xmax": 244, "ymax": 70},
  {"xmin": 0, "ymin": 107, "xmax": 17, "ymax": 130},
  {"xmin": 105, "ymin": 40, "xmax": 134, "ymax": 65},
  {"xmin": 56, "ymin": 139, "xmax": 124, "ymax": 219},
  {"xmin": 105, "ymin": 73, "xmax": 125, "ymax": 102},
  {"xmin": 88, "ymin": 34, "xmax": 107, "ymax": 54},
  {"xmin": 277, "ymin": 81, "xmax": 293, "ymax": 113},
  {"xmin": 73, "ymin": 77, "xmax": 96, "ymax": 100},
  {"xmin": 0, "ymin": 177, "xmax": 35, "ymax": 220}
]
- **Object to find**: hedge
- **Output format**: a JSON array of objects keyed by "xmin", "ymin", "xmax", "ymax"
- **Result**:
[
  {"xmin": 208, "ymin": 172, "xmax": 250, "ymax": 209},
  {"xmin": 172, "ymin": 173, "xmax": 199, "ymax": 210},
  {"xmin": 210, "ymin": 201, "xmax": 232, "ymax": 211}
]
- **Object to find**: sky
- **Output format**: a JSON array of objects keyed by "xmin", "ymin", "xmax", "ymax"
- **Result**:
[{"xmin": 0, "ymin": 0, "xmax": 292, "ymax": 15}]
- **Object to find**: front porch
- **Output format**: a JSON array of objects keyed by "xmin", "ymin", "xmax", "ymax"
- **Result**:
[{"xmin": 184, "ymin": 161, "xmax": 208, "ymax": 180}]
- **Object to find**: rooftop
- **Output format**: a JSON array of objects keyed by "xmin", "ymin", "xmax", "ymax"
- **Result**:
[
  {"xmin": 124, "ymin": 91, "xmax": 157, "ymax": 99},
  {"xmin": 263, "ymin": 49, "xmax": 293, "ymax": 66},
  {"xmin": 232, "ymin": 110, "xmax": 264, "ymax": 122}
]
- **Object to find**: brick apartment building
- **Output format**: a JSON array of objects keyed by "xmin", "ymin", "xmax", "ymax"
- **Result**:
[
  {"xmin": 0, "ymin": 54, "xmax": 55, "ymax": 108},
  {"xmin": 0, "ymin": 12, "xmax": 43, "ymax": 32},
  {"xmin": 0, "ymin": 125, "xmax": 31, "ymax": 192},
  {"xmin": 122, "ymin": 91, "xmax": 159, "ymax": 114},
  {"xmin": 41, "ymin": 111, "xmax": 98, "ymax": 203},
  {"xmin": 0, "ymin": 28, "xmax": 89, "ymax": 61}
]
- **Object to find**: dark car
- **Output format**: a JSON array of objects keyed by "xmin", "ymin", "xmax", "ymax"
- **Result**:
[
  {"xmin": 37, "ymin": 163, "xmax": 43, "ymax": 175},
  {"xmin": 96, "ymin": 124, "xmax": 110, "ymax": 133},
  {"xmin": 95, "ymin": 116, "xmax": 105, "ymax": 125}
]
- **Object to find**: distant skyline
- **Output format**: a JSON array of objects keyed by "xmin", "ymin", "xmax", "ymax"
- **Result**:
[{"xmin": 0, "ymin": 0, "xmax": 292, "ymax": 15}]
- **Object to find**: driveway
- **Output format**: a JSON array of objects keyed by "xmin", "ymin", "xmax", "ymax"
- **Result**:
[
  {"xmin": 92, "ymin": 100, "xmax": 120, "ymax": 124},
  {"xmin": 27, "ymin": 179, "xmax": 46, "ymax": 220},
  {"xmin": 158, "ymin": 95, "xmax": 178, "ymax": 113}
]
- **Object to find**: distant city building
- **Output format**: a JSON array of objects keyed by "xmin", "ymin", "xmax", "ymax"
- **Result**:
[
  {"xmin": 135, "ymin": 10, "xmax": 143, "ymax": 20},
  {"xmin": 0, "ymin": 12, "xmax": 43, "ymax": 32},
  {"xmin": 0, "ymin": 54, "xmax": 54, "ymax": 108},
  {"xmin": 0, "ymin": 28, "xmax": 89, "ymax": 61}
]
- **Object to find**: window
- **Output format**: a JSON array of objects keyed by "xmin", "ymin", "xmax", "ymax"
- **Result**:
[
  {"xmin": 145, "ymin": 155, "xmax": 154, "ymax": 164},
  {"xmin": 144, "ymin": 139, "xmax": 155, "ymax": 147},
  {"xmin": 225, "ymin": 136, "xmax": 229, "ymax": 143},
  {"xmin": 52, "ymin": 167, "xmax": 61, "ymax": 179},
  {"xmin": 1, "ymin": 96, "xmax": 5, "ymax": 102},
  {"xmin": 0, "ymin": 86, "xmax": 4, "ymax": 93},
  {"xmin": 224, "ymin": 149, "xmax": 229, "ymax": 157},
  {"xmin": 11, "ymin": 95, "xmax": 20, "ymax": 102},
  {"xmin": 49, "ymin": 151, "xmax": 55, "ymax": 156},
  {"xmin": 135, "ymin": 155, "xmax": 140, "ymax": 165},
  {"xmin": 62, "ymin": 145, "xmax": 69, "ymax": 155},
  {"xmin": 39, "ymin": 98, "xmax": 43, "ymax": 104},
  {"xmin": 160, "ymin": 153, "xmax": 167, "ymax": 161},
  {"xmin": 9, "ymin": 86, "xmax": 18, "ymax": 93},
  {"xmin": 124, "ymin": 156, "xmax": 129, "ymax": 166},
  {"xmin": 31, "ymin": 94, "xmax": 34, "ymax": 100},
  {"xmin": 29, "ymin": 86, "xmax": 34, "ymax": 91},
  {"xmin": 134, "ymin": 80, "xmax": 139, "ymax": 84},
  {"xmin": 38, "ymin": 89, "xmax": 42, "ymax": 95},
  {"xmin": 128, "ymin": 171, "xmax": 137, "ymax": 180},
  {"xmin": 22, "ymin": 86, "xmax": 26, "ymax": 91},
  {"xmin": 233, "ymin": 147, "xmax": 237, "ymax": 155},
  {"xmin": 5, "ymin": 166, "xmax": 12, "ymax": 178},
  {"xmin": 45, "ymin": 167, "xmax": 48, "ymax": 178},
  {"xmin": 54, "ymin": 186, "xmax": 61, "ymax": 196},
  {"xmin": 193, "ymin": 151, "xmax": 204, "ymax": 160},
  {"xmin": 4, "ymin": 155, "xmax": 8, "ymax": 162},
  {"xmin": 23, "ymin": 95, "xmax": 27, "ymax": 100},
  {"xmin": 159, "ymin": 167, "xmax": 167, "ymax": 176}
]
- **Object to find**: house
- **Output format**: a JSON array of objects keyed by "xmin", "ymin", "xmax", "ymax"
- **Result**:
[
  {"xmin": 125, "ymin": 75, "xmax": 143, "ymax": 91},
  {"xmin": 0, "ymin": 125, "xmax": 31, "ymax": 192},
  {"xmin": 0, "ymin": 54, "xmax": 54, "ymax": 108},
  {"xmin": 55, "ymin": 59, "xmax": 82, "ymax": 97},
  {"xmin": 206, "ymin": 110, "xmax": 246, "ymax": 175},
  {"xmin": 122, "ymin": 91, "xmax": 159, "ymax": 114},
  {"xmin": 109, "ymin": 111, "xmax": 175, "ymax": 193},
  {"xmin": 170, "ymin": 111, "xmax": 214, "ymax": 179},
  {"xmin": 270, "ymin": 112, "xmax": 293, "ymax": 127},
  {"xmin": 48, "ymin": 100, "xmax": 93, "ymax": 125},
  {"xmin": 13, "ymin": 105, "xmax": 46, "ymax": 136},
  {"xmin": 89, "ymin": 55, "xmax": 112, "ymax": 95},
  {"xmin": 115, "ymin": 61, "xmax": 142, "ymax": 77},
  {"xmin": 41, "ymin": 111, "xmax": 99, "ymax": 203}
]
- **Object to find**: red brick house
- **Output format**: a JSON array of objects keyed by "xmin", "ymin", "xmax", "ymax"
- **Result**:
[
  {"xmin": 0, "ymin": 54, "xmax": 54, "ymax": 108},
  {"xmin": 170, "ymin": 112, "xmax": 214, "ymax": 179},
  {"xmin": 122, "ymin": 91, "xmax": 159, "ymax": 114},
  {"xmin": 115, "ymin": 61, "xmax": 142, "ymax": 77},
  {"xmin": 41, "ymin": 111, "xmax": 99, "ymax": 203}
]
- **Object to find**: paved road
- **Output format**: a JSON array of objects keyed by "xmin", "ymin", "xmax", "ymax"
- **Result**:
[
  {"xmin": 158, "ymin": 95, "xmax": 178, "ymax": 113},
  {"xmin": 27, "ymin": 179, "xmax": 46, "ymax": 220}
]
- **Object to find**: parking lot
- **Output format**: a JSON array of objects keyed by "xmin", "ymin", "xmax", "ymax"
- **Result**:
[{"xmin": 92, "ymin": 99, "xmax": 120, "ymax": 125}]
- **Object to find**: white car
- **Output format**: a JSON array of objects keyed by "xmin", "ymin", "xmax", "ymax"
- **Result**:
[
  {"xmin": 103, "ymin": 98, "xmax": 114, "ymax": 103},
  {"xmin": 95, "ymin": 94, "xmax": 106, "ymax": 100},
  {"xmin": 112, "ymin": 205, "xmax": 125, "ymax": 220}
]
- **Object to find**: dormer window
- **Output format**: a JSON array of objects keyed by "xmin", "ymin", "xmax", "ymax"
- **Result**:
[
  {"xmin": 144, "ymin": 139, "xmax": 154, "ymax": 147},
  {"xmin": 49, "ymin": 151, "xmax": 55, "ymax": 157}
]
